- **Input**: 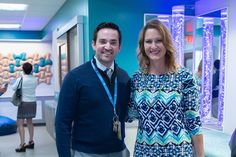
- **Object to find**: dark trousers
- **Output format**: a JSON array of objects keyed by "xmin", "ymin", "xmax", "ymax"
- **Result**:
[{"xmin": 74, "ymin": 148, "xmax": 130, "ymax": 157}]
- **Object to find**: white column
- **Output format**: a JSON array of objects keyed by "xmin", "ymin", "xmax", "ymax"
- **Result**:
[
  {"xmin": 223, "ymin": 0, "xmax": 236, "ymax": 134},
  {"xmin": 218, "ymin": 9, "xmax": 227, "ymax": 126},
  {"xmin": 157, "ymin": 15, "xmax": 171, "ymax": 30},
  {"xmin": 201, "ymin": 18, "xmax": 214, "ymax": 121},
  {"xmin": 172, "ymin": 5, "xmax": 185, "ymax": 66}
]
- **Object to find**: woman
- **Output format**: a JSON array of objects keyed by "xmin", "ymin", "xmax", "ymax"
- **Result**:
[
  {"xmin": 129, "ymin": 20, "xmax": 204, "ymax": 157},
  {"xmin": 12, "ymin": 62, "xmax": 38, "ymax": 152}
]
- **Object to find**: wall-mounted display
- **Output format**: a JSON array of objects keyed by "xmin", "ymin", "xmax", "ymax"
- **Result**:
[{"xmin": 0, "ymin": 52, "xmax": 53, "ymax": 85}]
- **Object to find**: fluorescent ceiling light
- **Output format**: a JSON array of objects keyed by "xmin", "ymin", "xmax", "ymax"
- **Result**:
[
  {"xmin": 0, "ymin": 24, "xmax": 21, "ymax": 29},
  {"xmin": 0, "ymin": 3, "xmax": 28, "ymax": 11}
]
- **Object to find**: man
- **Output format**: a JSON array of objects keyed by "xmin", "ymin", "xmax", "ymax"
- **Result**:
[{"xmin": 55, "ymin": 22, "xmax": 130, "ymax": 157}]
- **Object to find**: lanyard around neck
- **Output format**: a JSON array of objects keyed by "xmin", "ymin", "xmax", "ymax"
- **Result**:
[{"xmin": 91, "ymin": 60, "xmax": 118, "ymax": 115}]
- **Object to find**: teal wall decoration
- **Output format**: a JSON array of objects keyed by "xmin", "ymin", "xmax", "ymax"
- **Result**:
[{"xmin": 0, "ymin": 52, "xmax": 53, "ymax": 85}]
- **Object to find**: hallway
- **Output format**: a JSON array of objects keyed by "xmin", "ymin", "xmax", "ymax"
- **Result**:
[
  {"xmin": 0, "ymin": 126, "xmax": 57, "ymax": 157},
  {"xmin": 0, "ymin": 124, "xmax": 232, "ymax": 157}
]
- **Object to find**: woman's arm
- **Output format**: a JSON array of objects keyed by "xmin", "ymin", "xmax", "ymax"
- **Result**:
[
  {"xmin": 192, "ymin": 134, "xmax": 204, "ymax": 157},
  {"xmin": 12, "ymin": 78, "xmax": 21, "ymax": 91},
  {"xmin": 182, "ymin": 70, "xmax": 204, "ymax": 157},
  {"xmin": 127, "ymin": 78, "xmax": 139, "ymax": 122}
]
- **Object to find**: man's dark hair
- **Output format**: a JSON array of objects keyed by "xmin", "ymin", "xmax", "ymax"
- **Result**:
[
  {"xmin": 22, "ymin": 62, "xmax": 33, "ymax": 74},
  {"xmin": 214, "ymin": 59, "xmax": 220, "ymax": 70},
  {"xmin": 92, "ymin": 22, "xmax": 122, "ymax": 45}
]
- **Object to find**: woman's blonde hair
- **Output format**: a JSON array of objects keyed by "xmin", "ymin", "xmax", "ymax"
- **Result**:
[{"xmin": 137, "ymin": 20, "xmax": 178, "ymax": 73}]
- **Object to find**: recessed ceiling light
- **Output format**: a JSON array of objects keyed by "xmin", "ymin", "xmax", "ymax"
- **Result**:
[
  {"xmin": 0, "ymin": 3, "xmax": 28, "ymax": 11},
  {"xmin": 0, "ymin": 24, "xmax": 21, "ymax": 29}
]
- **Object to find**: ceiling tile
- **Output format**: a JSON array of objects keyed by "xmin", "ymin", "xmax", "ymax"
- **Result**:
[{"xmin": 0, "ymin": 0, "xmax": 66, "ymax": 31}]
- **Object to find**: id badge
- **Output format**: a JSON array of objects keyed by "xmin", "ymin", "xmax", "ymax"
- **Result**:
[
  {"xmin": 113, "ymin": 115, "xmax": 122, "ymax": 140},
  {"xmin": 113, "ymin": 115, "xmax": 119, "ymax": 133}
]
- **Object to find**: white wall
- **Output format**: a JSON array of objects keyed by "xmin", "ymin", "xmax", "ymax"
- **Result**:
[
  {"xmin": 223, "ymin": 0, "xmax": 236, "ymax": 134},
  {"xmin": 52, "ymin": 30, "xmax": 60, "ymax": 94},
  {"xmin": 195, "ymin": 0, "xmax": 227, "ymax": 16}
]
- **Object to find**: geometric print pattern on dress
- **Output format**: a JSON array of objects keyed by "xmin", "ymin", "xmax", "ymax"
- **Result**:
[
  {"xmin": 129, "ymin": 67, "xmax": 202, "ymax": 157},
  {"xmin": 136, "ymin": 129, "xmax": 191, "ymax": 146},
  {"xmin": 134, "ymin": 142, "xmax": 193, "ymax": 157},
  {"xmin": 134, "ymin": 89, "xmax": 192, "ymax": 145}
]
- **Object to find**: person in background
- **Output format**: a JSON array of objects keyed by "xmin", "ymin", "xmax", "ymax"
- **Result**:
[
  {"xmin": 195, "ymin": 60, "xmax": 202, "ymax": 87},
  {"xmin": 55, "ymin": 22, "xmax": 130, "ymax": 157},
  {"xmin": 212, "ymin": 59, "xmax": 220, "ymax": 118},
  {"xmin": 0, "ymin": 84, "xmax": 8, "ymax": 95},
  {"xmin": 12, "ymin": 62, "xmax": 38, "ymax": 152},
  {"xmin": 195, "ymin": 60, "xmax": 204, "ymax": 119},
  {"xmin": 128, "ymin": 20, "xmax": 204, "ymax": 157}
]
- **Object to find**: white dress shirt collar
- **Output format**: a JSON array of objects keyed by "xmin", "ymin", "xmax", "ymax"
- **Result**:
[{"xmin": 94, "ymin": 56, "xmax": 114, "ymax": 72}]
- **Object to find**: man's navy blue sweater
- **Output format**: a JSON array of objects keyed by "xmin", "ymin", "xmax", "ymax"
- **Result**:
[{"xmin": 55, "ymin": 60, "xmax": 130, "ymax": 157}]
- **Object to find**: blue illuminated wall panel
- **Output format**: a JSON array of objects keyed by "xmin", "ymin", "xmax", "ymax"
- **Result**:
[{"xmin": 0, "ymin": 30, "xmax": 42, "ymax": 40}]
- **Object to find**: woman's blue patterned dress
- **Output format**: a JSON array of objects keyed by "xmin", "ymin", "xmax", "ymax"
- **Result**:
[{"xmin": 129, "ymin": 67, "xmax": 202, "ymax": 157}]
